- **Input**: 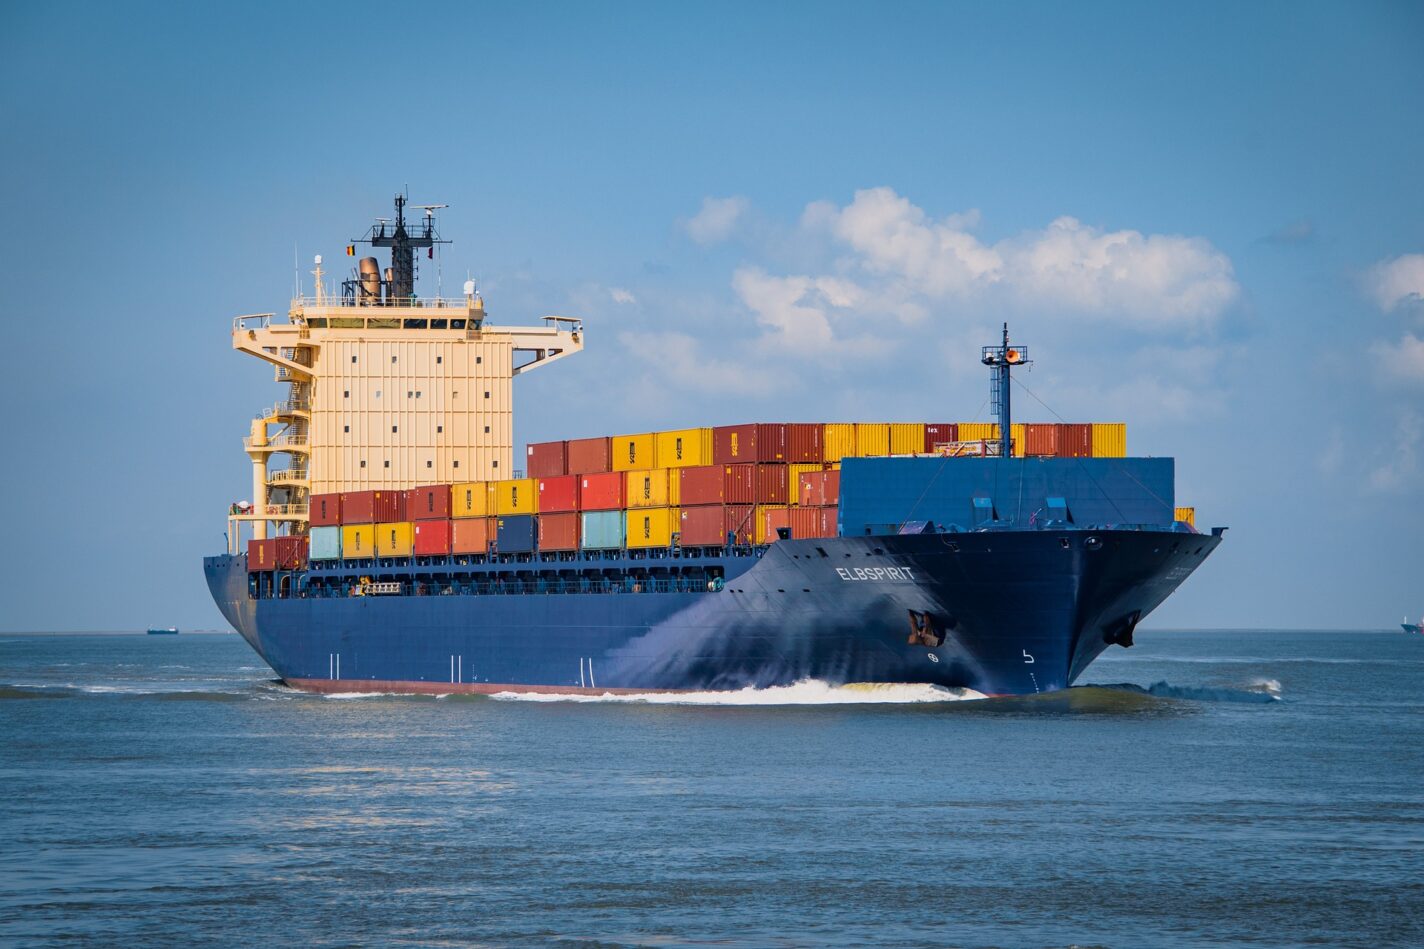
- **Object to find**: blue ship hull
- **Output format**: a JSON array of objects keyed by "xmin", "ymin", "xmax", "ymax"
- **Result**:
[{"xmin": 204, "ymin": 527, "xmax": 1220, "ymax": 696}]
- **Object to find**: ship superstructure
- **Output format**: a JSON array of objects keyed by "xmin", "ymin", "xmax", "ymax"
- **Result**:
[
  {"xmin": 229, "ymin": 196, "xmax": 582, "ymax": 551},
  {"xmin": 206, "ymin": 198, "xmax": 1224, "ymax": 697}
]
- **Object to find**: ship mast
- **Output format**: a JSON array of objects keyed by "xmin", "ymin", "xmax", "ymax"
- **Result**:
[{"xmin": 981, "ymin": 323, "xmax": 1030, "ymax": 458}]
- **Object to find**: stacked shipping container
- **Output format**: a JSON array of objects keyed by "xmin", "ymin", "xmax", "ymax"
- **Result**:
[{"xmin": 256, "ymin": 420, "xmax": 1133, "ymax": 571}]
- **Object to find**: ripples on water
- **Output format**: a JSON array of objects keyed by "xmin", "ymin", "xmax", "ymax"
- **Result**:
[{"xmin": 2, "ymin": 630, "xmax": 1421, "ymax": 948}]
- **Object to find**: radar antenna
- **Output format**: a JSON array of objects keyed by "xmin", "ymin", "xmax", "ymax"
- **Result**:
[{"xmin": 347, "ymin": 195, "xmax": 451, "ymax": 305}]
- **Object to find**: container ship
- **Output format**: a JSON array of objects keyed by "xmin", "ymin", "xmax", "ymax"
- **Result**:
[{"xmin": 204, "ymin": 197, "xmax": 1224, "ymax": 696}]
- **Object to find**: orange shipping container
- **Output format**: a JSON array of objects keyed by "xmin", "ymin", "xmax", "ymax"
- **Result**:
[
  {"xmin": 538, "ymin": 512, "xmax": 581, "ymax": 551},
  {"xmin": 798, "ymin": 469, "xmax": 840, "ymax": 506},
  {"xmin": 566, "ymin": 436, "xmax": 612, "ymax": 474},
  {"xmin": 764, "ymin": 506, "xmax": 836, "ymax": 542},
  {"xmin": 451, "ymin": 517, "xmax": 493, "ymax": 554}
]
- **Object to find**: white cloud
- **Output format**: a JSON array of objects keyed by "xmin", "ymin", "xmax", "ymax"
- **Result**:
[
  {"xmin": 609, "ymin": 287, "xmax": 636, "ymax": 305},
  {"xmin": 614, "ymin": 330, "xmax": 779, "ymax": 395},
  {"xmin": 684, "ymin": 195, "xmax": 749, "ymax": 245},
  {"xmin": 1369, "ymin": 253, "xmax": 1424, "ymax": 311},
  {"xmin": 801, "ymin": 188, "xmax": 1238, "ymax": 328},
  {"xmin": 1369, "ymin": 332, "xmax": 1424, "ymax": 385},
  {"xmin": 1369, "ymin": 408, "xmax": 1422, "ymax": 492}
]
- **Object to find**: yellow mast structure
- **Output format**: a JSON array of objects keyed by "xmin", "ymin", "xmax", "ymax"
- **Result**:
[{"xmin": 226, "ymin": 198, "xmax": 583, "ymax": 552}]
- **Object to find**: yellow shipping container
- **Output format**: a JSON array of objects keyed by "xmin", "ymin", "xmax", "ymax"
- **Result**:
[
  {"xmin": 375, "ymin": 521, "xmax": 414, "ymax": 557},
  {"xmin": 958, "ymin": 422, "xmax": 1000, "ymax": 442},
  {"xmin": 787, "ymin": 463, "xmax": 823, "ymax": 504},
  {"xmin": 341, "ymin": 524, "xmax": 375, "ymax": 558},
  {"xmin": 854, "ymin": 423, "xmax": 890, "ymax": 457},
  {"xmin": 1175, "ymin": 506, "xmax": 1196, "ymax": 527},
  {"xmin": 626, "ymin": 507, "xmax": 678, "ymax": 548},
  {"xmin": 625, "ymin": 467, "xmax": 680, "ymax": 509},
  {"xmin": 451, "ymin": 481, "xmax": 494, "ymax": 518},
  {"xmin": 1011, "ymin": 423, "xmax": 1025, "ymax": 458},
  {"xmin": 495, "ymin": 477, "xmax": 538, "ymax": 515},
  {"xmin": 612, "ymin": 432, "xmax": 656, "ymax": 471},
  {"xmin": 756, "ymin": 504, "xmax": 788, "ymax": 544},
  {"xmin": 888, "ymin": 423, "xmax": 925, "ymax": 455},
  {"xmin": 823, "ymin": 423, "xmax": 856, "ymax": 462},
  {"xmin": 1092, "ymin": 422, "xmax": 1127, "ymax": 458},
  {"xmin": 654, "ymin": 427, "xmax": 713, "ymax": 468}
]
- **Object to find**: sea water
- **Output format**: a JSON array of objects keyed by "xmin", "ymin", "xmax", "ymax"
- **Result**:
[{"xmin": 1, "ymin": 630, "xmax": 1420, "ymax": 947}]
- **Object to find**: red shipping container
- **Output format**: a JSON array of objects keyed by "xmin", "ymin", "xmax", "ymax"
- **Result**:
[
  {"xmin": 798, "ymin": 469, "xmax": 840, "ymax": 506},
  {"xmin": 578, "ymin": 470, "xmax": 625, "ymax": 510},
  {"xmin": 247, "ymin": 538, "xmax": 276, "ymax": 571},
  {"xmin": 1059, "ymin": 423, "xmax": 1092, "ymax": 458},
  {"xmin": 566, "ymin": 436, "xmax": 612, "ymax": 474},
  {"xmin": 678, "ymin": 504, "xmax": 755, "ymax": 546},
  {"xmin": 405, "ymin": 485, "xmax": 451, "ymax": 520},
  {"xmin": 785, "ymin": 423, "xmax": 824, "ymax": 463},
  {"xmin": 526, "ymin": 440, "xmax": 567, "ymax": 478},
  {"xmin": 764, "ymin": 506, "xmax": 836, "ymax": 542},
  {"xmin": 714, "ymin": 423, "xmax": 791, "ymax": 464},
  {"xmin": 414, "ymin": 520, "xmax": 452, "ymax": 556},
  {"xmin": 537, "ymin": 474, "xmax": 579, "ymax": 513},
  {"xmin": 923, "ymin": 423, "xmax": 957, "ymax": 453},
  {"xmin": 340, "ymin": 490, "xmax": 402, "ymax": 524},
  {"xmin": 309, "ymin": 492, "xmax": 341, "ymax": 527},
  {"xmin": 451, "ymin": 518, "xmax": 492, "ymax": 554},
  {"xmin": 1024, "ymin": 423, "xmax": 1058, "ymax": 457},
  {"xmin": 538, "ymin": 512, "xmax": 580, "ymax": 551},
  {"xmin": 273, "ymin": 535, "xmax": 308, "ymax": 569}
]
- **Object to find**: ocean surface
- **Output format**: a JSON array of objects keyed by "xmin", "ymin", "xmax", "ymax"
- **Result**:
[{"xmin": 1, "ymin": 630, "xmax": 1421, "ymax": 948}]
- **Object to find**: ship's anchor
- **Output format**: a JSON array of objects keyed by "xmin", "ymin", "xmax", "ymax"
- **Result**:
[
  {"xmin": 906, "ymin": 610, "xmax": 945, "ymax": 647},
  {"xmin": 1102, "ymin": 610, "xmax": 1142, "ymax": 648}
]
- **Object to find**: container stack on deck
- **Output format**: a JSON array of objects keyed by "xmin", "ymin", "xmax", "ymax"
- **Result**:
[{"xmin": 252, "ymin": 421, "xmax": 1131, "ymax": 570}]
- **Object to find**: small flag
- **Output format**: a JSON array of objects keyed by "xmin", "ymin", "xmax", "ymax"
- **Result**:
[
  {"xmin": 428, "ymin": 247, "xmax": 434, "ymax": 259},
  {"xmin": 346, "ymin": 245, "xmax": 355, "ymax": 256}
]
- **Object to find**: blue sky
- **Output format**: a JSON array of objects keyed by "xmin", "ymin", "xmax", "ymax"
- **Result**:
[{"xmin": 1, "ymin": 1, "xmax": 1420, "ymax": 630}]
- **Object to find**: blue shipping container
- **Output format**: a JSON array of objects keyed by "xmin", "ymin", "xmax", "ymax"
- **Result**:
[
  {"xmin": 839, "ymin": 457, "xmax": 1175, "ymax": 535},
  {"xmin": 309, "ymin": 525, "xmax": 342, "ymax": 560},
  {"xmin": 496, "ymin": 515, "xmax": 537, "ymax": 553},
  {"xmin": 580, "ymin": 510, "xmax": 625, "ymax": 549}
]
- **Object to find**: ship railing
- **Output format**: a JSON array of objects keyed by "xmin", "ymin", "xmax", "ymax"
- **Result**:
[
  {"xmin": 233, "ymin": 313, "xmax": 275, "ymax": 330},
  {"xmin": 255, "ymin": 400, "xmax": 310, "ymax": 419},
  {"xmin": 228, "ymin": 503, "xmax": 308, "ymax": 518},
  {"xmin": 290, "ymin": 573, "xmax": 715, "ymax": 599},
  {"xmin": 267, "ymin": 468, "xmax": 309, "ymax": 484},
  {"xmin": 292, "ymin": 295, "xmax": 476, "ymax": 310},
  {"xmin": 243, "ymin": 434, "xmax": 309, "ymax": 450}
]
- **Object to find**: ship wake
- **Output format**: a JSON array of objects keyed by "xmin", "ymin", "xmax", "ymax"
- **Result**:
[{"xmin": 489, "ymin": 678, "xmax": 986, "ymax": 705}]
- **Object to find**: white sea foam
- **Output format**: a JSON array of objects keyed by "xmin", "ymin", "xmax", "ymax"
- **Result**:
[
  {"xmin": 490, "ymin": 679, "xmax": 986, "ymax": 706},
  {"xmin": 1248, "ymin": 677, "xmax": 1283, "ymax": 696}
]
